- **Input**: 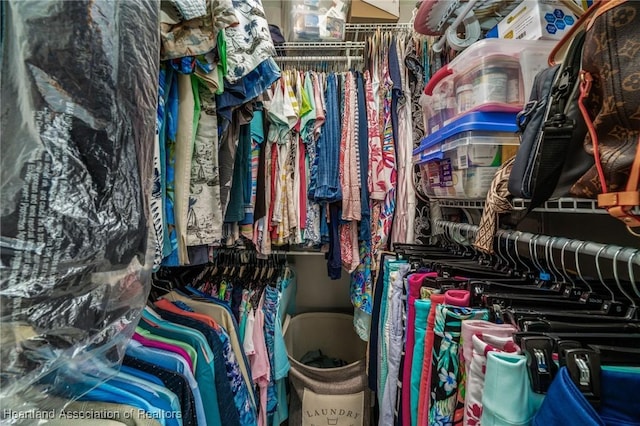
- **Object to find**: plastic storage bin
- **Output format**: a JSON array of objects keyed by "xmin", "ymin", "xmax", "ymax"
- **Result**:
[
  {"xmin": 414, "ymin": 112, "xmax": 519, "ymax": 199},
  {"xmin": 288, "ymin": 0, "xmax": 350, "ymax": 41},
  {"xmin": 421, "ymin": 39, "xmax": 556, "ymax": 133},
  {"xmin": 284, "ymin": 312, "xmax": 371, "ymax": 426}
]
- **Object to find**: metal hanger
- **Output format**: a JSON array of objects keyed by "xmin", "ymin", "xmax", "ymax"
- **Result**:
[
  {"xmin": 441, "ymin": 222, "xmax": 454, "ymax": 247},
  {"xmin": 560, "ymin": 239, "xmax": 576, "ymax": 288},
  {"xmin": 513, "ymin": 232, "xmax": 531, "ymax": 274},
  {"xmin": 612, "ymin": 248, "xmax": 636, "ymax": 314},
  {"xmin": 595, "ymin": 246, "xmax": 616, "ymax": 302},
  {"xmin": 448, "ymin": 222, "xmax": 459, "ymax": 250},
  {"xmin": 495, "ymin": 231, "xmax": 509, "ymax": 270},
  {"xmin": 504, "ymin": 233, "xmax": 520, "ymax": 272},
  {"xmin": 448, "ymin": 223, "xmax": 458, "ymax": 249},
  {"xmin": 574, "ymin": 241, "xmax": 594, "ymax": 293},
  {"xmin": 628, "ymin": 250, "xmax": 640, "ymax": 299},
  {"xmin": 546, "ymin": 237, "xmax": 563, "ymax": 283},
  {"xmin": 455, "ymin": 223, "xmax": 471, "ymax": 255},
  {"xmin": 529, "ymin": 235, "xmax": 546, "ymax": 276}
]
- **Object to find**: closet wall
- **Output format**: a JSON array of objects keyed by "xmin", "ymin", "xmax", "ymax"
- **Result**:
[{"xmin": 289, "ymin": 254, "xmax": 353, "ymax": 312}]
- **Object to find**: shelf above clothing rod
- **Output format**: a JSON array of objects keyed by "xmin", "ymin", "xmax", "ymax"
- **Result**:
[
  {"xmin": 275, "ymin": 41, "xmax": 365, "ymax": 50},
  {"xmin": 274, "ymin": 56, "xmax": 363, "ymax": 62},
  {"xmin": 344, "ymin": 23, "xmax": 414, "ymax": 31},
  {"xmin": 434, "ymin": 198, "xmax": 640, "ymax": 215}
]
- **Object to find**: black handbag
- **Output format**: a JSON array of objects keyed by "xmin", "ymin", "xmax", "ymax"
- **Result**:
[
  {"xmin": 508, "ymin": 64, "xmax": 560, "ymax": 203},
  {"xmin": 508, "ymin": 28, "xmax": 594, "ymax": 210}
]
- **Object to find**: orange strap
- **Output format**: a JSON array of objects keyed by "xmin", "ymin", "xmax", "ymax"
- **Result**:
[
  {"xmin": 549, "ymin": 0, "xmax": 602, "ymax": 66},
  {"xmin": 549, "ymin": 0, "xmax": 627, "ymax": 66},
  {"xmin": 579, "ymin": 71, "xmax": 640, "ymax": 231}
]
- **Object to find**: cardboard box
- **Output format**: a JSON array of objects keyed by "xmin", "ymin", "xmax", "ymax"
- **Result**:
[
  {"xmin": 496, "ymin": 0, "xmax": 579, "ymax": 40},
  {"xmin": 348, "ymin": 0, "xmax": 399, "ymax": 23}
]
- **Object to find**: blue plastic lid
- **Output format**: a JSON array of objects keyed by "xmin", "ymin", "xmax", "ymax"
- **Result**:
[
  {"xmin": 416, "ymin": 150, "xmax": 444, "ymax": 165},
  {"xmin": 413, "ymin": 111, "xmax": 519, "ymax": 157}
]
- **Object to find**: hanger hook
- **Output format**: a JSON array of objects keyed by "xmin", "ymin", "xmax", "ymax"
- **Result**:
[
  {"xmin": 612, "ymin": 247, "xmax": 635, "ymax": 309},
  {"xmin": 595, "ymin": 246, "xmax": 616, "ymax": 302},
  {"xmin": 529, "ymin": 235, "xmax": 544, "ymax": 274},
  {"xmin": 506, "ymin": 233, "xmax": 519, "ymax": 271},
  {"xmin": 456, "ymin": 223, "xmax": 468, "ymax": 250},
  {"xmin": 496, "ymin": 235, "xmax": 509, "ymax": 266},
  {"xmin": 535, "ymin": 236, "xmax": 548, "ymax": 275},
  {"xmin": 441, "ymin": 222, "xmax": 449, "ymax": 244},
  {"xmin": 495, "ymin": 231, "xmax": 506, "ymax": 267},
  {"xmin": 454, "ymin": 222, "xmax": 463, "ymax": 247},
  {"xmin": 440, "ymin": 222, "xmax": 450, "ymax": 246},
  {"xmin": 513, "ymin": 232, "xmax": 530, "ymax": 273},
  {"xmin": 574, "ymin": 241, "xmax": 593, "ymax": 292},
  {"xmin": 500, "ymin": 232, "xmax": 512, "ymax": 268},
  {"xmin": 560, "ymin": 239, "xmax": 575, "ymax": 287},
  {"xmin": 628, "ymin": 250, "xmax": 640, "ymax": 299},
  {"xmin": 450, "ymin": 222, "xmax": 458, "ymax": 245},
  {"xmin": 546, "ymin": 237, "xmax": 562, "ymax": 283}
]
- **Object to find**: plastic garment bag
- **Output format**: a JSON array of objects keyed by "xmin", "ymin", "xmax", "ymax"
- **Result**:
[{"xmin": 0, "ymin": 0, "xmax": 159, "ymax": 413}]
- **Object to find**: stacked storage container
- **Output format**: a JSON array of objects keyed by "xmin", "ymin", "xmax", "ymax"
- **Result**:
[
  {"xmin": 413, "ymin": 39, "xmax": 556, "ymax": 199},
  {"xmin": 287, "ymin": 0, "xmax": 351, "ymax": 41}
]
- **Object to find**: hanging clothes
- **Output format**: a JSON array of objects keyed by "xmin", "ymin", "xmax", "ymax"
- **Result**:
[
  {"xmin": 187, "ymin": 83, "xmax": 223, "ymax": 246},
  {"xmin": 391, "ymin": 35, "xmax": 417, "ymax": 245},
  {"xmin": 404, "ymin": 38, "xmax": 432, "ymax": 244}
]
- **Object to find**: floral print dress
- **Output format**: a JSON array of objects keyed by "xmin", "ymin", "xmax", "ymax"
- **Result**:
[{"xmin": 429, "ymin": 305, "xmax": 490, "ymax": 426}]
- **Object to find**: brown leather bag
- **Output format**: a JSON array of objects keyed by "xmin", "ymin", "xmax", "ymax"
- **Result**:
[{"xmin": 570, "ymin": 0, "xmax": 640, "ymax": 233}]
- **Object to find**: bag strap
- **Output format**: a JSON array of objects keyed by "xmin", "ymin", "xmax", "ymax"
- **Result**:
[
  {"xmin": 578, "ymin": 71, "xmax": 640, "ymax": 232},
  {"xmin": 526, "ymin": 31, "xmax": 585, "ymax": 212}
]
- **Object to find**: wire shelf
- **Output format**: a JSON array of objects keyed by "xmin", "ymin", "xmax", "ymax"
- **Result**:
[
  {"xmin": 274, "ymin": 55, "xmax": 363, "ymax": 62},
  {"xmin": 344, "ymin": 23, "xmax": 413, "ymax": 31},
  {"xmin": 275, "ymin": 41, "xmax": 365, "ymax": 50},
  {"xmin": 436, "ymin": 199, "xmax": 488, "ymax": 210},
  {"xmin": 434, "ymin": 198, "xmax": 640, "ymax": 215}
]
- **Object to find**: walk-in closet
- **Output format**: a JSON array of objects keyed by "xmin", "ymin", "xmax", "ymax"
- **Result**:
[{"xmin": 1, "ymin": 0, "xmax": 639, "ymax": 425}]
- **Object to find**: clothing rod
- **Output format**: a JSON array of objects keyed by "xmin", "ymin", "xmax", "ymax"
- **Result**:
[
  {"xmin": 434, "ymin": 220, "xmax": 640, "ymax": 265},
  {"xmin": 274, "ymin": 56, "xmax": 363, "ymax": 62}
]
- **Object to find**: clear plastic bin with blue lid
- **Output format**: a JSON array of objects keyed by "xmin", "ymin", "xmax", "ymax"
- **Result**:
[
  {"xmin": 287, "ymin": 0, "xmax": 351, "ymax": 41},
  {"xmin": 414, "ymin": 111, "xmax": 520, "ymax": 199},
  {"xmin": 419, "ymin": 38, "xmax": 556, "ymax": 134}
]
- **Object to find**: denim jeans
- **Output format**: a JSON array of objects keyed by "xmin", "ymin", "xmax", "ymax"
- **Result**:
[
  {"xmin": 263, "ymin": 285, "xmax": 279, "ymax": 419},
  {"xmin": 313, "ymin": 73, "xmax": 342, "ymax": 203}
]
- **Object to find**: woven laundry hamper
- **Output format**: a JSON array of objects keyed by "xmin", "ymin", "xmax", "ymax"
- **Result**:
[{"xmin": 284, "ymin": 312, "xmax": 371, "ymax": 426}]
